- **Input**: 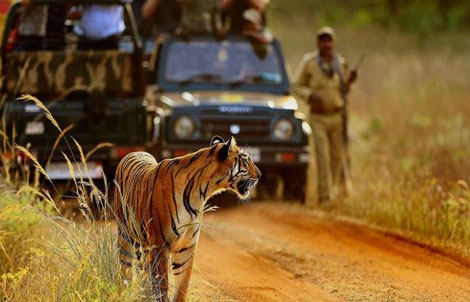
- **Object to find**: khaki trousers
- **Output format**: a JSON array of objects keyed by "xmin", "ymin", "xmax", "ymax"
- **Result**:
[{"xmin": 310, "ymin": 112, "xmax": 345, "ymax": 202}]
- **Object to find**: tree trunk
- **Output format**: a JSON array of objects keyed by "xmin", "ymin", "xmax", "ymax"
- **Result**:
[{"xmin": 386, "ymin": 0, "xmax": 400, "ymax": 17}]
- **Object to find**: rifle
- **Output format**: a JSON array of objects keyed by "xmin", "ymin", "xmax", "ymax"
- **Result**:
[
  {"xmin": 337, "ymin": 54, "xmax": 365, "ymax": 192},
  {"xmin": 339, "ymin": 54, "xmax": 365, "ymax": 146},
  {"xmin": 353, "ymin": 54, "xmax": 366, "ymax": 74}
]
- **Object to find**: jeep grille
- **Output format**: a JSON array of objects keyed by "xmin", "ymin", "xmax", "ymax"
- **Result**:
[{"xmin": 200, "ymin": 116, "xmax": 271, "ymax": 143}]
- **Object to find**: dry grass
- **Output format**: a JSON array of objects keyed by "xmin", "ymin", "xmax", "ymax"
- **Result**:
[
  {"xmin": 269, "ymin": 13, "xmax": 470, "ymax": 255},
  {"xmin": 0, "ymin": 96, "xmax": 156, "ymax": 301},
  {"xmin": 1, "ymin": 4, "xmax": 470, "ymax": 299},
  {"xmin": 0, "ymin": 196, "xmax": 154, "ymax": 302},
  {"xmin": 342, "ymin": 48, "xmax": 470, "ymax": 255}
]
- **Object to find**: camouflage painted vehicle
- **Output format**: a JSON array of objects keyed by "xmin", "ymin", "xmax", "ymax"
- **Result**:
[
  {"xmin": 146, "ymin": 35, "xmax": 311, "ymax": 200},
  {"xmin": 0, "ymin": 0, "xmax": 154, "ymax": 180}
]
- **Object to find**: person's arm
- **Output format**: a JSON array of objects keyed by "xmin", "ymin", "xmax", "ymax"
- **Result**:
[
  {"xmin": 293, "ymin": 54, "xmax": 314, "ymax": 101},
  {"xmin": 212, "ymin": 0, "xmax": 225, "ymax": 39},
  {"xmin": 67, "ymin": 6, "xmax": 83, "ymax": 20},
  {"xmin": 142, "ymin": 0, "xmax": 160, "ymax": 20},
  {"xmin": 220, "ymin": 0, "xmax": 236, "ymax": 13}
]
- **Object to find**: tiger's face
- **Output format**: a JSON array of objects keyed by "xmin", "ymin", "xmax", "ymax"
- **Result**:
[{"xmin": 211, "ymin": 136, "xmax": 261, "ymax": 200}]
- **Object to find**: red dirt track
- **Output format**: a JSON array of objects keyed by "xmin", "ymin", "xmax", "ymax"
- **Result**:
[{"xmin": 187, "ymin": 202, "xmax": 470, "ymax": 302}]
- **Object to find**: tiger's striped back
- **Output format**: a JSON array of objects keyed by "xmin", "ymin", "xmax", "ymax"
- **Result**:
[{"xmin": 113, "ymin": 137, "xmax": 261, "ymax": 302}]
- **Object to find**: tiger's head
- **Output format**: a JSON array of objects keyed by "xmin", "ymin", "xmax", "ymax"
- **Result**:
[{"xmin": 210, "ymin": 136, "xmax": 261, "ymax": 201}]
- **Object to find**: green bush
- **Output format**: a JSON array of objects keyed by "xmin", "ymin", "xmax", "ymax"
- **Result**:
[{"xmin": 268, "ymin": 0, "xmax": 470, "ymax": 34}]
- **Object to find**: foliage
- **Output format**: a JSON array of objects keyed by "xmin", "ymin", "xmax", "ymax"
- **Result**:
[
  {"xmin": 339, "ymin": 49, "xmax": 470, "ymax": 253},
  {"xmin": 274, "ymin": 14, "xmax": 470, "ymax": 255},
  {"xmin": 0, "ymin": 193, "xmax": 155, "ymax": 301},
  {"xmin": 268, "ymin": 0, "xmax": 470, "ymax": 35},
  {"xmin": 0, "ymin": 97, "xmax": 156, "ymax": 301}
]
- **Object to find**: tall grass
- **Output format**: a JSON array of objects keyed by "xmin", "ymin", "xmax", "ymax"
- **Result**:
[
  {"xmin": 0, "ymin": 95, "xmax": 155, "ymax": 301},
  {"xmin": 1, "ymin": 8, "xmax": 469, "ymax": 300},
  {"xmin": 270, "ymin": 6, "xmax": 470, "ymax": 255},
  {"xmin": 342, "ymin": 49, "xmax": 470, "ymax": 254},
  {"xmin": 0, "ymin": 195, "xmax": 154, "ymax": 302}
]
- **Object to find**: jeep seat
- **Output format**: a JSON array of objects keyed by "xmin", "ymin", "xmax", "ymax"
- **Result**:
[{"xmin": 4, "ymin": 50, "xmax": 137, "ymax": 99}]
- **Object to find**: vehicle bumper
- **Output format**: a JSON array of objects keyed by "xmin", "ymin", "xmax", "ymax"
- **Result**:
[
  {"xmin": 158, "ymin": 143, "xmax": 310, "ymax": 167},
  {"xmin": 23, "ymin": 144, "xmax": 147, "ymax": 180}
]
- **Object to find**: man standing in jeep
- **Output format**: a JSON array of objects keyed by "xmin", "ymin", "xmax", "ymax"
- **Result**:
[
  {"xmin": 1, "ymin": 0, "xmax": 146, "ymax": 182},
  {"xmin": 294, "ymin": 26, "xmax": 357, "ymax": 203},
  {"xmin": 16, "ymin": 0, "xmax": 68, "ymax": 50},
  {"xmin": 69, "ymin": 3, "xmax": 125, "ymax": 49},
  {"xmin": 141, "ymin": 0, "xmax": 222, "ymax": 37}
]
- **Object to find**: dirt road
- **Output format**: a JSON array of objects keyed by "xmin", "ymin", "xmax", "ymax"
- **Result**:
[{"xmin": 187, "ymin": 202, "xmax": 470, "ymax": 302}]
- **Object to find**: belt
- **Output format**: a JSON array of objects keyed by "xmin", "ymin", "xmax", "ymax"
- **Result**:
[{"xmin": 310, "ymin": 106, "xmax": 342, "ymax": 115}]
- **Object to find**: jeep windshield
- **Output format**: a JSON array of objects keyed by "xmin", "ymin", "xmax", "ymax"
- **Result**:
[{"xmin": 158, "ymin": 36, "xmax": 290, "ymax": 95}]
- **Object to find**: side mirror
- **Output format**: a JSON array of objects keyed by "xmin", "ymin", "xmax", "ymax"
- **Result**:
[
  {"xmin": 149, "ymin": 84, "xmax": 162, "ymax": 95},
  {"xmin": 142, "ymin": 60, "xmax": 156, "ymax": 84},
  {"xmin": 145, "ymin": 84, "xmax": 164, "ymax": 107}
]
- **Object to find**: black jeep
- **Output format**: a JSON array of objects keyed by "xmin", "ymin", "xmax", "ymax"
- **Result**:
[
  {"xmin": 146, "ymin": 35, "xmax": 310, "ymax": 200},
  {"xmin": 0, "ymin": 0, "xmax": 154, "ymax": 180}
]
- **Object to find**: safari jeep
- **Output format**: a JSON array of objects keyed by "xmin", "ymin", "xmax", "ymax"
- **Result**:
[
  {"xmin": 146, "ymin": 35, "xmax": 310, "ymax": 200},
  {"xmin": 0, "ymin": 0, "xmax": 155, "ymax": 181}
]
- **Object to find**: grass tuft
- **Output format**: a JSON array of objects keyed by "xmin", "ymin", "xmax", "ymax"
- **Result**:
[
  {"xmin": 17, "ymin": 94, "xmax": 62, "ymax": 132},
  {"xmin": 0, "ymin": 96, "xmax": 157, "ymax": 301}
]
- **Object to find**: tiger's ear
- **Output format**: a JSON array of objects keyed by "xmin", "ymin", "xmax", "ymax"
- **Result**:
[
  {"xmin": 218, "ymin": 136, "xmax": 235, "ymax": 161},
  {"xmin": 211, "ymin": 135, "xmax": 225, "ymax": 146}
]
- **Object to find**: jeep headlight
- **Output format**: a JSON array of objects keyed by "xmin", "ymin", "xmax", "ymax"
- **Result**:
[
  {"xmin": 174, "ymin": 116, "xmax": 195, "ymax": 139},
  {"xmin": 273, "ymin": 118, "xmax": 294, "ymax": 141}
]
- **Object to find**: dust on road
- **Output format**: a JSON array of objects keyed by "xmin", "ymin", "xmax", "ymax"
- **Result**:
[{"xmin": 187, "ymin": 202, "xmax": 470, "ymax": 302}]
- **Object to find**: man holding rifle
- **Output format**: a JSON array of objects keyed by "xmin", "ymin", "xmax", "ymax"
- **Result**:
[{"xmin": 294, "ymin": 26, "xmax": 358, "ymax": 203}]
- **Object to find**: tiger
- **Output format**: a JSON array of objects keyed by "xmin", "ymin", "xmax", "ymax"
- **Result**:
[{"xmin": 113, "ymin": 136, "xmax": 261, "ymax": 302}]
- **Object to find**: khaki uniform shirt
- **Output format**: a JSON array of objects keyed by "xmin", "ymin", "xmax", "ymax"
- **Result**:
[
  {"xmin": 178, "ymin": 0, "xmax": 221, "ymax": 34},
  {"xmin": 293, "ymin": 51, "xmax": 348, "ymax": 114}
]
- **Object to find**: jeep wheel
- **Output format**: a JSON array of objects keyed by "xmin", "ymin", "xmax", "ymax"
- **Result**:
[
  {"xmin": 282, "ymin": 167, "xmax": 306, "ymax": 202},
  {"xmin": 257, "ymin": 168, "xmax": 281, "ymax": 201}
]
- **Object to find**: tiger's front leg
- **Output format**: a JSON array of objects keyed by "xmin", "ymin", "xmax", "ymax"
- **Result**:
[{"xmin": 171, "ymin": 243, "xmax": 197, "ymax": 302}]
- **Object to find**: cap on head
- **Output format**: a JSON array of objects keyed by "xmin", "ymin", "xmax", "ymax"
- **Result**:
[{"xmin": 316, "ymin": 26, "xmax": 336, "ymax": 41}]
